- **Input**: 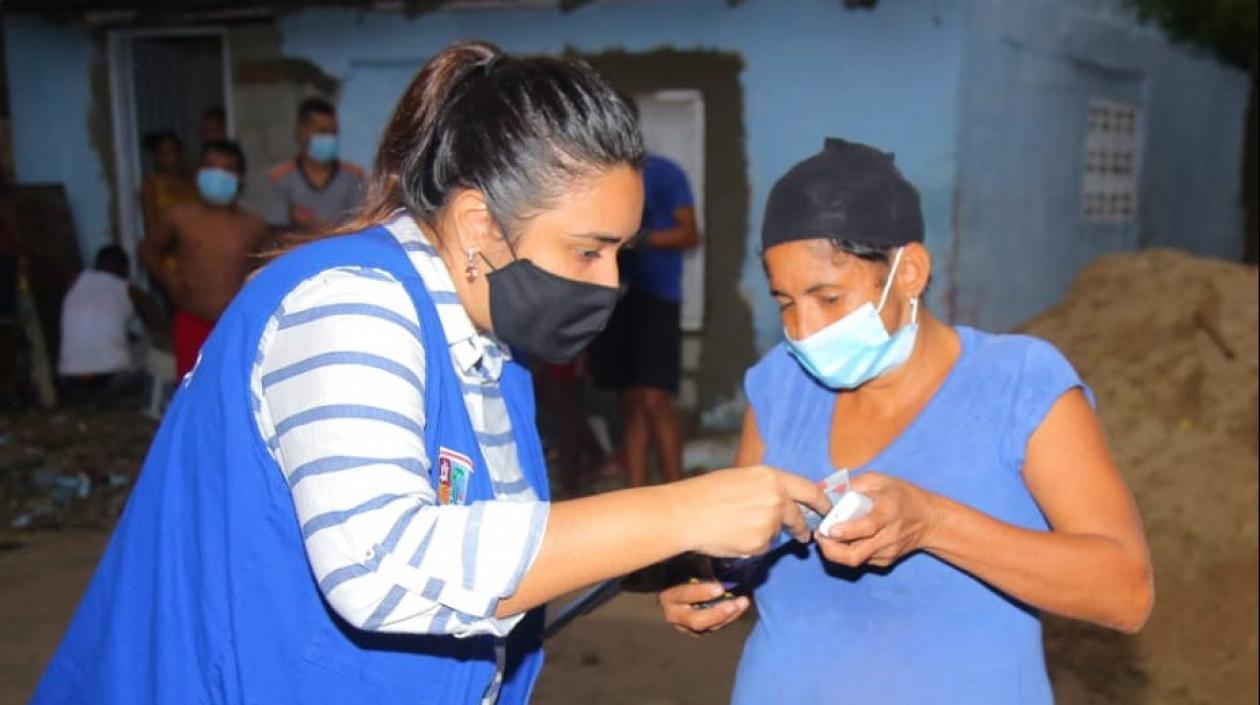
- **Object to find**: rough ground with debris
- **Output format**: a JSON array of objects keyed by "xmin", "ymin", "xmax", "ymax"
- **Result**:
[
  {"xmin": 0, "ymin": 401, "xmax": 156, "ymax": 703},
  {"xmin": 0, "ymin": 248, "xmax": 1255, "ymax": 704}
]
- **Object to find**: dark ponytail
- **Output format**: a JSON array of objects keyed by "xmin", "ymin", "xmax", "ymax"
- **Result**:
[{"xmin": 330, "ymin": 39, "xmax": 644, "ymax": 243}]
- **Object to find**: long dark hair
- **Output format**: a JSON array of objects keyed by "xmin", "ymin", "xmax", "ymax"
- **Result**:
[{"xmin": 317, "ymin": 40, "xmax": 643, "ymax": 246}]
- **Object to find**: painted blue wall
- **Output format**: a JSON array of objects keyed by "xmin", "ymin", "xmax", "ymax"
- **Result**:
[
  {"xmin": 951, "ymin": 0, "xmax": 1249, "ymax": 331},
  {"xmin": 4, "ymin": 15, "xmax": 111, "ymax": 261},
  {"xmin": 276, "ymin": 0, "xmax": 967, "ymax": 353},
  {"xmin": 5, "ymin": 0, "xmax": 1242, "ymax": 347},
  {"xmin": 1138, "ymin": 40, "xmax": 1249, "ymax": 259}
]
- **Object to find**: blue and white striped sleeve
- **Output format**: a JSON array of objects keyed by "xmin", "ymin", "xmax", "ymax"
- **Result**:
[{"xmin": 252, "ymin": 266, "xmax": 549, "ymax": 638}]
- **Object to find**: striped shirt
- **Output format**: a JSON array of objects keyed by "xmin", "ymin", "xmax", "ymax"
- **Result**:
[{"xmin": 250, "ymin": 214, "xmax": 549, "ymax": 694}]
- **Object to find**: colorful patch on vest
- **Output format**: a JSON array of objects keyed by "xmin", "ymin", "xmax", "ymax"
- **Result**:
[{"xmin": 437, "ymin": 447, "xmax": 475, "ymax": 505}]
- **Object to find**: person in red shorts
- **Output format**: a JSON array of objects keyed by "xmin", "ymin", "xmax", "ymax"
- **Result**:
[
  {"xmin": 532, "ymin": 353, "xmax": 613, "ymax": 498},
  {"xmin": 140, "ymin": 140, "xmax": 269, "ymax": 379}
]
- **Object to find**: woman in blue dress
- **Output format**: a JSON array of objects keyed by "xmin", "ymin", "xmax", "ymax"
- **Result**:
[
  {"xmin": 32, "ymin": 42, "xmax": 829, "ymax": 705},
  {"xmin": 659, "ymin": 138, "xmax": 1154, "ymax": 704}
]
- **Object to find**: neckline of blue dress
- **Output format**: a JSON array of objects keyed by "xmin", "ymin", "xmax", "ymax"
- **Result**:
[{"xmin": 816, "ymin": 325, "xmax": 974, "ymax": 477}]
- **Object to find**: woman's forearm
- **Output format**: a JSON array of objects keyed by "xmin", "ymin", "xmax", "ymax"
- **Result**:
[
  {"xmin": 497, "ymin": 465, "xmax": 827, "ymax": 618},
  {"xmin": 495, "ymin": 484, "xmax": 688, "ymax": 617},
  {"xmin": 924, "ymin": 494, "xmax": 1154, "ymax": 632}
]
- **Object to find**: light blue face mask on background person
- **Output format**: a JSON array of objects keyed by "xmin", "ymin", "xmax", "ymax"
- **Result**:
[
  {"xmin": 307, "ymin": 133, "xmax": 338, "ymax": 164},
  {"xmin": 785, "ymin": 247, "xmax": 920, "ymax": 389},
  {"xmin": 197, "ymin": 167, "xmax": 239, "ymax": 206}
]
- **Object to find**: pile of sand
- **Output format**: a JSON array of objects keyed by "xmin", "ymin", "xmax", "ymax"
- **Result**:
[{"xmin": 1020, "ymin": 249, "xmax": 1258, "ymax": 705}]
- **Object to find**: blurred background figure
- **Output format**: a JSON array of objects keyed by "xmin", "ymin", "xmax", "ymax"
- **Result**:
[
  {"xmin": 139, "ymin": 140, "xmax": 268, "ymax": 379},
  {"xmin": 138, "ymin": 130, "xmax": 197, "ymax": 237},
  {"xmin": 592, "ymin": 150, "xmax": 701, "ymax": 488},
  {"xmin": 57, "ymin": 245, "xmax": 161, "ymax": 402},
  {"xmin": 265, "ymin": 97, "xmax": 365, "ymax": 234},
  {"xmin": 198, "ymin": 105, "xmax": 228, "ymax": 148},
  {"xmin": 532, "ymin": 354, "xmax": 612, "ymax": 498}
]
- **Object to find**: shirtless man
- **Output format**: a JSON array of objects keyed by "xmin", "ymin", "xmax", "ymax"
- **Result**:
[{"xmin": 139, "ymin": 140, "xmax": 268, "ymax": 379}]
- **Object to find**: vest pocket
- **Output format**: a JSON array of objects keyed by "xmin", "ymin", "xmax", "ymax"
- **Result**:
[{"xmin": 298, "ymin": 625, "xmax": 448, "ymax": 703}]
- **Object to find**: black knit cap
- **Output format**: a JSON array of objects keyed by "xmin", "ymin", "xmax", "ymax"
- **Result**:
[{"xmin": 761, "ymin": 137, "xmax": 924, "ymax": 251}]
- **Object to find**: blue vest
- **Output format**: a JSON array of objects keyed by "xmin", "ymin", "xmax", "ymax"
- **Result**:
[{"xmin": 33, "ymin": 227, "xmax": 549, "ymax": 705}]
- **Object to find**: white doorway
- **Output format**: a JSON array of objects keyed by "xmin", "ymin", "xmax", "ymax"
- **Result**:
[{"xmin": 107, "ymin": 28, "xmax": 233, "ymax": 259}]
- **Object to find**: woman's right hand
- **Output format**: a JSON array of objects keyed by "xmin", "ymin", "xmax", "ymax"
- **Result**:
[
  {"xmin": 659, "ymin": 580, "xmax": 751, "ymax": 636},
  {"xmin": 666, "ymin": 465, "xmax": 831, "ymax": 558}
]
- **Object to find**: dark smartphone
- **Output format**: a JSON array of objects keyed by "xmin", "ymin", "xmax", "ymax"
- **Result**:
[{"xmin": 689, "ymin": 555, "xmax": 756, "ymax": 610}]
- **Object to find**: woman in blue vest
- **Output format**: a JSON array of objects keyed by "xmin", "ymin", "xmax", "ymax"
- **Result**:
[
  {"xmin": 659, "ymin": 138, "xmax": 1155, "ymax": 704},
  {"xmin": 32, "ymin": 42, "xmax": 829, "ymax": 705}
]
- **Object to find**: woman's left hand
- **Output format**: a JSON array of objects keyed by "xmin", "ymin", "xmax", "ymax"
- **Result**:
[{"xmin": 815, "ymin": 472, "xmax": 943, "ymax": 568}]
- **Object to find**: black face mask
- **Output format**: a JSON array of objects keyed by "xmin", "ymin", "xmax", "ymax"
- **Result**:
[{"xmin": 486, "ymin": 258, "xmax": 619, "ymax": 364}]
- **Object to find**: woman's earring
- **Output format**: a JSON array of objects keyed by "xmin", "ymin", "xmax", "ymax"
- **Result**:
[{"xmin": 464, "ymin": 249, "xmax": 480, "ymax": 282}]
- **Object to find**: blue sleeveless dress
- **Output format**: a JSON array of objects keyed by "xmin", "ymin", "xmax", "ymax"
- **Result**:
[
  {"xmin": 733, "ymin": 326, "xmax": 1089, "ymax": 705},
  {"xmin": 33, "ymin": 228, "xmax": 549, "ymax": 704}
]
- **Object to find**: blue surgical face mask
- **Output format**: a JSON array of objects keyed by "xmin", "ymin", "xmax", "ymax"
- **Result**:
[
  {"xmin": 197, "ymin": 167, "xmax": 239, "ymax": 206},
  {"xmin": 784, "ymin": 247, "xmax": 919, "ymax": 390},
  {"xmin": 306, "ymin": 133, "xmax": 338, "ymax": 164}
]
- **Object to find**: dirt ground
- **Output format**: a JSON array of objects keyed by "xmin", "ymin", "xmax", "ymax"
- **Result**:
[{"xmin": 0, "ymin": 249, "xmax": 1255, "ymax": 704}]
